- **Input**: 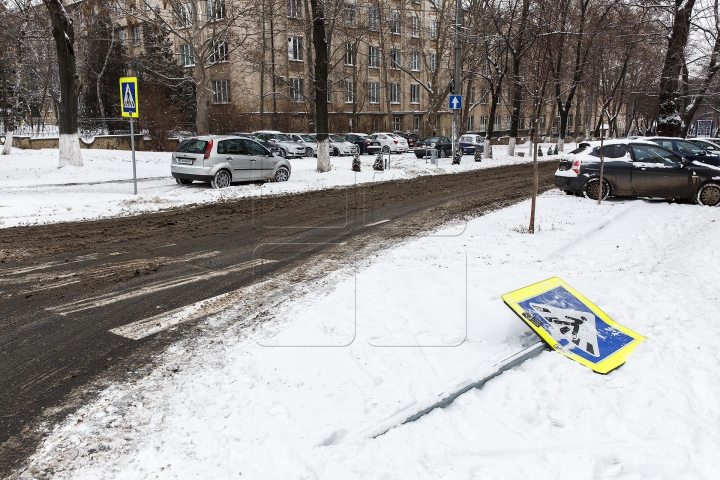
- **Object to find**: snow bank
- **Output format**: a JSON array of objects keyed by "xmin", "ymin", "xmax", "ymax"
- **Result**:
[{"xmin": 19, "ymin": 192, "xmax": 720, "ymax": 479}]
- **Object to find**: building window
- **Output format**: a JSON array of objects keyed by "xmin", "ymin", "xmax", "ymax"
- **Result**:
[
  {"xmin": 429, "ymin": 20, "xmax": 438, "ymax": 40},
  {"xmin": 211, "ymin": 79, "xmax": 230, "ymax": 104},
  {"xmin": 288, "ymin": 36, "xmax": 303, "ymax": 61},
  {"xmin": 495, "ymin": 115, "xmax": 501, "ymax": 128},
  {"xmin": 178, "ymin": 3, "xmax": 193, "ymax": 27},
  {"xmin": 344, "ymin": 3, "xmax": 355, "ymax": 27},
  {"xmin": 467, "ymin": 115, "xmax": 474, "ymax": 131},
  {"xmin": 210, "ymin": 40, "xmax": 228, "ymax": 63},
  {"xmin": 345, "ymin": 80, "xmax": 354, "ymax": 103},
  {"xmin": 393, "ymin": 116, "xmax": 401, "ymax": 131},
  {"xmin": 368, "ymin": 82, "xmax": 380, "ymax": 104},
  {"xmin": 206, "ymin": 0, "xmax": 225, "ymax": 20},
  {"xmin": 410, "ymin": 51, "xmax": 420, "ymax": 71},
  {"xmin": 118, "ymin": 29, "xmax": 126, "ymax": 46},
  {"xmin": 179, "ymin": 44, "xmax": 194, "ymax": 66},
  {"xmin": 390, "ymin": 83, "xmax": 401, "ymax": 104},
  {"xmin": 410, "ymin": 84, "xmax": 420, "ymax": 104},
  {"xmin": 519, "ymin": 116, "xmax": 525, "ymax": 129},
  {"xmin": 480, "ymin": 92, "xmax": 488, "ymax": 105},
  {"xmin": 369, "ymin": 45, "xmax": 379, "ymax": 68},
  {"xmin": 539, "ymin": 115, "xmax": 546, "ymax": 129},
  {"xmin": 413, "ymin": 115, "xmax": 420, "ymax": 131},
  {"xmin": 373, "ymin": 117, "xmax": 380, "ymax": 132},
  {"xmin": 327, "ymin": 81, "xmax": 333, "ymax": 103},
  {"xmin": 290, "ymin": 78, "xmax": 304, "ymax": 102},
  {"xmin": 429, "ymin": 53, "xmax": 436, "ymax": 72},
  {"xmin": 506, "ymin": 115, "xmax": 511, "ymax": 129},
  {"xmin": 480, "ymin": 115, "xmax": 488, "ymax": 131},
  {"xmin": 568, "ymin": 114, "xmax": 574, "ymax": 129},
  {"xmin": 469, "ymin": 88, "xmax": 476, "ymax": 104},
  {"xmin": 287, "ymin": 0, "xmax": 301, "ymax": 18},
  {"xmin": 131, "ymin": 26, "xmax": 140, "ymax": 46},
  {"xmin": 368, "ymin": 6, "xmax": 379, "ymax": 30},
  {"xmin": 390, "ymin": 11, "xmax": 401, "ymax": 34},
  {"xmin": 391, "ymin": 48, "xmax": 400, "ymax": 69},
  {"xmin": 411, "ymin": 16, "xmax": 420, "ymax": 37},
  {"xmin": 345, "ymin": 42, "xmax": 356, "ymax": 66}
]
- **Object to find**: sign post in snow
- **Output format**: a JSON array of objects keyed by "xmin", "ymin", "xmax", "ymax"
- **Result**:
[{"xmin": 119, "ymin": 77, "xmax": 139, "ymax": 195}]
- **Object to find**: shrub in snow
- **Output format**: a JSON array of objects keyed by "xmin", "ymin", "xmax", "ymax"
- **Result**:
[
  {"xmin": 538, "ymin": 145, "xmax": 543, "ymax": 157},
  {"xmin": 474, "ymin": 149, "xmax": 482, "ymax": 162},
  {"xmin": 352, "ymin": 152, "xmax": 361, "ymax": 172},
  {"xmin": 373, "ymin": 152, "xmax": 384, "ymax": 171}
]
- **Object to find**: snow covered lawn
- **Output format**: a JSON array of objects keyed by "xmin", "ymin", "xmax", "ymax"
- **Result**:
[
  {"xmin": 0, "ymin": 144, "xmax": 555, "ymax": 228},
  {"xmin": 20, "ymin": 192, "xmax": 720, "ymax": 479}
]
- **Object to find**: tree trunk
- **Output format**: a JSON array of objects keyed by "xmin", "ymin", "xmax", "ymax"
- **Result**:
[
  {"xmin": 507, "ymin": 0, "xmax": 531, "ymax": 156},
  {"xmin": 310, "ymin": 0, "xmax": 331, "ymax": 173},
  {"xmin": 96, "ymin": 22, "xmax": 116, "ymax": 134},
  {"xmin": 2, "ymin": 64, "xmax": 10, "ymax": 155},
  {"xmin": 44, "ymin": 0, "xmax": 83, "ymax": 167}
]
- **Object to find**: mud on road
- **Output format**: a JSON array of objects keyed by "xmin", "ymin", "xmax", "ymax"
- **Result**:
[{"xmin": 0, "ymin": 161, "xmax": 558, "ymax": 477}]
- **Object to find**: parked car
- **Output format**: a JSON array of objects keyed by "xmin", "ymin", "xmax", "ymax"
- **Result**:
[
  {"xmin": 459, "ymin": 134, "xmax": 485, "ymax": 155},
  {"xmin": 554, "ymin": 139, "xmax": 720, "ymax": 206},
  {"xmin": 228, "ymin": 132, "xmax": 281, "ymax": 156},
  {"xmin": 253, "ymin": 131, "xmax": 307, "ymax": 158},
  {"xmin": 307, "ymin": 134, "xmax": 359, "ymax": 156},
  {"xmin": 394, "ymin": 132, "xmax": 421, "ymax": 148},
  {"xmin": 344, "ymin": 133, "xmax": 371, "ymax": 154},
  {"xmin": 287, "ymin": 133, "xmax": 318, "ymax": 157},
  {"xmin": 171, "ymin": 135, "xmax": 292, "ymax": 189},
  {"xmin": 414, "ymin": 136, "xmax": 453, "ymax": 158},
  {"xmin": 367, "ymin": 132, "xmax": 409, "ymax": 153},
  {"xmin": 645, "ymin": 137, "xmax": 720, "ymax": 167},
  {"xmin": 688, "ymin": 138, "xmax": 720, "ymax": 155}
]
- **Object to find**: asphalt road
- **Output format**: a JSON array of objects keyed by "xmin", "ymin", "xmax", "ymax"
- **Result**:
[{"xmin": 0, "ymin": 161, "xmax": 557, "ymax": 476}]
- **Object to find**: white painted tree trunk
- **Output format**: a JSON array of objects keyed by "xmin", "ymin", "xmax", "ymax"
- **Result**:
[
  {"xmin": 58, "ymin": 134, "xmax": 84, "ymax": 167},
  {"xmin": 2, "ymin": 131, "xmax": 13, "ymax": 155},
  {"xmin": 316, "ymin": 138, "xmax": 331, "ymax": 172},
  {"xmin": 483, "ymin": 139, "xmax": 491, "ymax": 159},
  {"xmin": 557, "ymin": 137, "xmax": 564, "ymax": 153},
  {"xmin": 507, "ymin": 137, "xmax": 516, "ymax": 156}
]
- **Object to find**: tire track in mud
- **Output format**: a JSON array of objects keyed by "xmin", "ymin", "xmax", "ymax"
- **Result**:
[{"xmin": 0, "ymin": 161, "xmax": 558, "ymax": 477}]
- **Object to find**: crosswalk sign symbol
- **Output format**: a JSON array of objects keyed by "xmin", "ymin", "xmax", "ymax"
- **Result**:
[{"xmin": 119, "ymin": 77, "xmax": 139, "ymax": 118}]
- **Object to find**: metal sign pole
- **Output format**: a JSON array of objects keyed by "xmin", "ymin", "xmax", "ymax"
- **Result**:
[{"xmin": 130, "ymin": 117, "xmax": 137, "ymax": 195}]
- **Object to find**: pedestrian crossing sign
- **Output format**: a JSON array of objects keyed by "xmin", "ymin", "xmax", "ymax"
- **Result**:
[
  {"xmin": 119, "ymin": 77, "xmax": 139, "ymax": 118},
  {"xmin": 502, "ymin": 277, "xmax": 645, "ymax": 374}
]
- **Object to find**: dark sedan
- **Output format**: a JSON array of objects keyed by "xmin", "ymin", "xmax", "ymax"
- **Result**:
[
  {"xmin": 344, "ymin": 133, "xmax": 370, "ymax": 154},
  {"xmin": 414, "ymin": 136, "xmax": 453, "ymax": 158},
  {"xmin": 554, "ymin": 140, "xmax": 720, "ymax": 206},
  {"xmin": 646, "ymin": 137, "xmax": 720, "ymax": 166}
]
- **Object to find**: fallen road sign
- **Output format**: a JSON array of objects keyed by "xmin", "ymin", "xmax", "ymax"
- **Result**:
[{"xmin": 502, "ymin": 277, "xmax": 645, "ymax": 374}]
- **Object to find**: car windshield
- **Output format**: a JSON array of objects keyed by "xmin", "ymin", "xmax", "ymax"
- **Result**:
[
  {"xmin": 460, "ymin": 136, "xmax": 474, "ymax": 142},
  {"xmin": 300, "ymin": 134, "xmax": 316, "ymax": 142},
  {"xmin": 273, "ymin": 134, "xmax": 292, "ymax": 142},
  {"xmin": 329, "ymin": 135, "xmax": 345, "ymax": 142},
  {"xmin": 176, "ymin": 139, "xmax": 208, "ymax": 154},
  {"xmin": 676, "ymin": 140, "xmax": 704, "ymax": 155},
  {"xmin": 423, "ymin": 137, "xmax": 441, "ymax": 143}
]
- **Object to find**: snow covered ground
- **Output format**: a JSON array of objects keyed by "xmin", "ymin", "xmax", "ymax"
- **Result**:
[
  {"xmin": 0, "ymin": 144, "xmax": 558, "ymax": 228},
  {"xmin": 18, "ymin": 191, "xmax": 720, "ymax": 479}
]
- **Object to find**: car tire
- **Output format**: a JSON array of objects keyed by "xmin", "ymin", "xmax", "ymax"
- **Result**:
[
  {"xmin": 439, "ymin": 148, "xmax": 446, "ymax": 158},
  {"xmin": 583, "ymin": 178, "xmax": 610, "ymax": 201},
  {"xmin": 305, "ymin": 147, "xmax": 313, "ymax": 157},
  {"xmin": 175, "ymin": 178, "xmax": 193, "ymax": 185},
  {"xmin": 274, "ymin": 166, "xmax": 290, "ymax": 182},
  {"xmin": 382, "ymin": 145, "xmax": 390, "ymax": 154},
  {"xmin": 333, "ymin": 148, "xmax": 340, "ymax": 156},
  {"xmin": 211, "ymin": 169, "xmax": 232, "ymax": 189},
  {"xmin": 279, "ymin": 149, "xmax": 287, "ymax": 158},
  {"xmin": 696, "ymin": 182, "xmax": 720, "ymax": 206}
]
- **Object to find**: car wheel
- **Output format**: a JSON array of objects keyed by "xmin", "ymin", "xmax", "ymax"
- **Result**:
[
  {"xmin": 333, "ymin": 148, "xmax": 340, "ymax": 156},
  {"xmin": 583, "ymin": 178, "xmax": 610, "ymax": 201},
  {"xmin": 382, "ymin": 145, "xmax": 390, "ymax": 153},
  {"xmin": 696, "ymin": 182, "xmax": 720, "ymax": 206},
  {"xmin": 279, "ymin": 149, "xmax": 287, "ymax": 158},
  {"xmin": 274, "ymin": 166, "xmax": 290, "ymax": 182},
  {"xmin": 175, "ymin": 178, "xmax": 193, "ymax": 185},
  {"xmin": 211, "ymin": 169, "xmax": 232, "ymax": 189},
  {"xmin": 305, "ymin": 147, "xmax": 313, "ymax": 157},
  {"xmin": 439, "ymin": 148, "xmax": 446, "ymax": 158}
]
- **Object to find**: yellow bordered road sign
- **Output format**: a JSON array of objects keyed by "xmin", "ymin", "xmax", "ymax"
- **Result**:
[
  {"xmin": 502, "ymin": 277, "xmax": 645, "ymax": 374},
  {"xmin": 119, "ymin": 77, "xmax": 139, "ymax": 118}
]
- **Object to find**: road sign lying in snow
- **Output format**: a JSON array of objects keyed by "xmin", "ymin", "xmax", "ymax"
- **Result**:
[{"xmin": 502, "ymin": 277, "xmax": 645, "ymax": 374}]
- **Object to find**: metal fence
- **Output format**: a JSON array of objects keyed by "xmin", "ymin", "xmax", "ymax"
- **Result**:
[{"xmin": 1, "ymin": 118, "xmax": 197, "ymax": 140}]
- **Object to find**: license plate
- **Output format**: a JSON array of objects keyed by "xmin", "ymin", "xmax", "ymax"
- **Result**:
[
  {"xmin": 372, "ymin": 142, "xmax": 380, "ymax": 146},
  {"xmin": 177, "ymin": 158, "xmax": 194, "ymax": 165}
]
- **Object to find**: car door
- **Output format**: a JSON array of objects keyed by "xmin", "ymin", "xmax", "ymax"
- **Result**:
[
  {"xmin": 629, "ymin": 143, "xmax": 693, "ymax": 197},
  {"xmin": 240, "ymin": 139, "xmax": 270, "ymax": 179},
  {"xmin": 598, "ymin": 144, "xmax": 633, "ymax": 196},
  {"xmin": 220, "ymin": 139, "xmax": 255, "ymax": 181}
]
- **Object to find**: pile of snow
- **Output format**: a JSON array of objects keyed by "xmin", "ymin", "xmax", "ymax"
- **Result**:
[
  {"xmin": 0, "ymin": 144, "xmax": 561, "ymax": 228},
  {"xmin": 19, "ymin": 192, "xmax": 720, "ymax": 478}
]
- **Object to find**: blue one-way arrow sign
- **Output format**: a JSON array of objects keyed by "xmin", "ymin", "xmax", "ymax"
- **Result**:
[{"xmin": 449, "ymin": 94, "xmax": 462, "ymax": 110}]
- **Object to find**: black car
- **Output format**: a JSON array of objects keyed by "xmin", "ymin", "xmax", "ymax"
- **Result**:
[
  {"xmin": 646, "ymin": 137, "xmax": 720, "ymax": 167},
  {"xmin": 554, "ymin": 140, "xmax": 720, "ymax": 206},
  {"xmin": 228, "ymin": 132, "xmax": 281, "ymax": 155},
  {"xmin": 394, "ymin": 132, "xmax": 421, "ymax": 148},
  {"xmin": 414, "ymin": 136, "xmax": 453, "ymax": 158},
  {"xmin": 344, "ymin": 133, "xmax": 370, "ymax": 154}
]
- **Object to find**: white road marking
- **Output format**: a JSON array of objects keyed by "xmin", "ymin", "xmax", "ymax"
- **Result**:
[
  {"xmin": 109, "ymin": 292, "xmax": 230, "ymax": 340},
  {"xmin": 365, "ymin": 219, "xmax": 391, "ymax": 227},
  {"xmin": 49, "ymin": 259, "xmax": 276, "ymax": 316}
]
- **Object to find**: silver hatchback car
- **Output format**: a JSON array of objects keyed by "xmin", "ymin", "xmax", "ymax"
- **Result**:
[{"xmin": 171, "ymin": 135, "xmax": 292, "ymax": 189}]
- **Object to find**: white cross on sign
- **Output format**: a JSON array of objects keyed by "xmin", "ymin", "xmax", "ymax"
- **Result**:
[{"xmin": 119, "ymin": 77, "xmax": 139, "ymax": 118}]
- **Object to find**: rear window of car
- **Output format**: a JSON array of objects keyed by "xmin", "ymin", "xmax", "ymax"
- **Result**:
[
  {"xmin": 589, "ymin": 144, "xmax": 627, "ymax": 158},
  {"xmin": 176, "ymin": 139, "xmax": 208, "ymax": 154},
  {"xmin": 569, "ymin": 144, "xmax": 590, "ymax": 154}
]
